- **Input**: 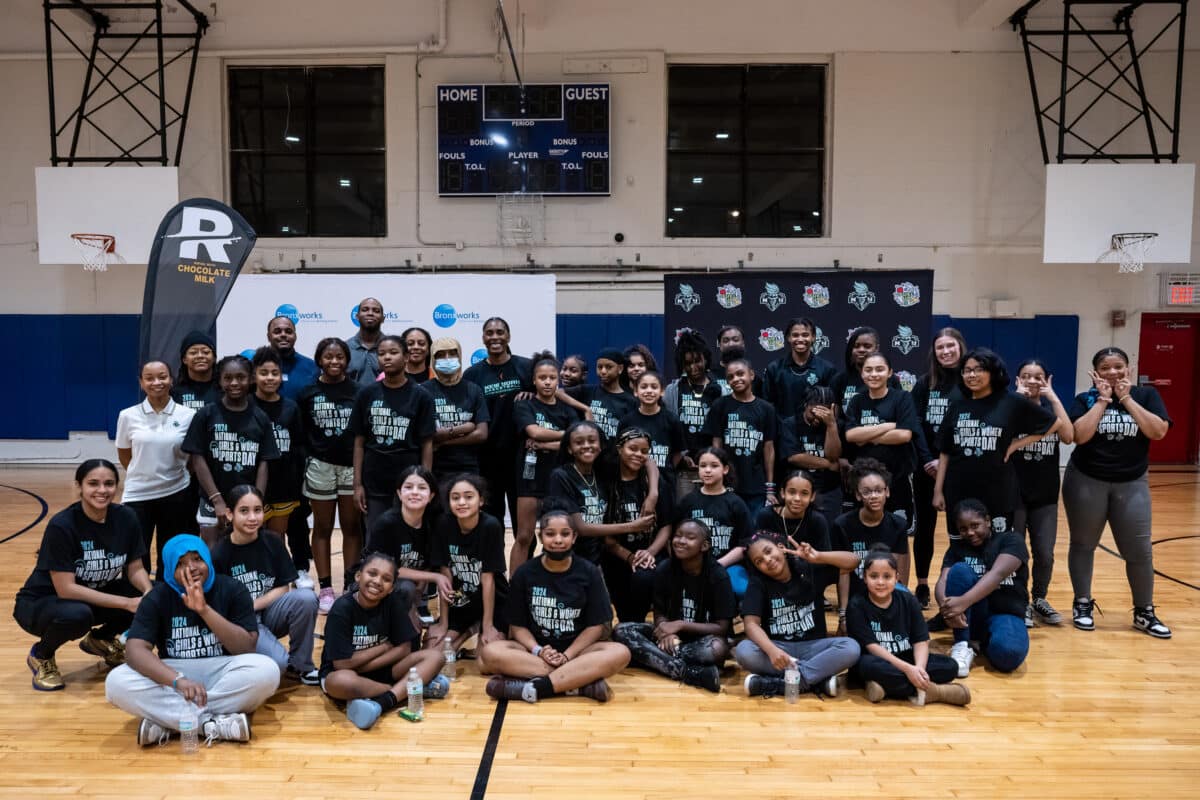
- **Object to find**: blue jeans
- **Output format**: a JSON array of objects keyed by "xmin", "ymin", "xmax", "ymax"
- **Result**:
[{"xmin": 945, "ymin": 562, "xmax": 1029, "ymax": 673}]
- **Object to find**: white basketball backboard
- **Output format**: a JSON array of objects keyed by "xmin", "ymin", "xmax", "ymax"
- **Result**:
[
  {"xmin": 1043, "ymin": 163, "xmax": 1194, "ymax": 264},
  {"xmin": 35, "ymin": 166, "xmax": 180, "ymax": 264}
]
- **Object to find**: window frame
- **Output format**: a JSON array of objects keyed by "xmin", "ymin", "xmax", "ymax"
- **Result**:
[{"xmin": 665, "ymin": 58, "xmax": 832, "ymax": 240}]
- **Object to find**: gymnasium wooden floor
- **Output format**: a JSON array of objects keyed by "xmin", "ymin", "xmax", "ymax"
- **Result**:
[{"xmin": 0, "ymin": 466, "xmax": 1195, "ymax": 799}]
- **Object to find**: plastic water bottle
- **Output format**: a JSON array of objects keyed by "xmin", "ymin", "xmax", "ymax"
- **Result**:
[
  {"xmin": 522, "ymin": 449, "xmax": 537, "ymax": 480},
  {"xmin": 784, "ymin": 663, "xmax": 801, "ymax": 704},
  {"xmin": 179, "ymin": 702, "xmax": 200, "ymax": 754},
  {"xmin": 441, "ymin": 636, "xmax": 457, "ymax": 681},
  {"xmin": 407, "ymin": 667, "xmax": 424, "ymax": 720}
]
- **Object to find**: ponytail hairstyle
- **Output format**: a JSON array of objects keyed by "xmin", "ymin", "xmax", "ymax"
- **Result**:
[
  {"xmin": 862, "ymin": 544, "xmax": 899, "ymax": 573},
  {"xmin": 1091, "ymin": 346, "xmax": 1129, "ymax": 368},
  {"xmin": 666, "ymin": 519, "xmax": 719, "ymax": 621},
  {"xmin": 215, "ymin": 354, "xmax": 253, "ymax": 392},
  {"xmin": 744, "ymin": 529, "xmax": 808, "ymax": 586},
  {"xmin": 75, "ymin": 458, "xmax": 119, "ymax": 485},
  {"xmin": 482, "ymin": 316, "xmax": 513, "ymax": 355},
  {"xmin": 226, "ymin": 484, "xmax": 265, "ymax": 508},
  {"xmin": 849, "ymin": 456, "xmax": 892, "ymax": 491},
  {"xmin": 538, "ymin": 496, "xmax": 576, "ymax": 531},
  {"xmin": 530, "ymin": 350, "xmax": 559, "ymax": 373},
  {"xmin": 952, "ymin": 498, "xmax": 991, "ymax": 526}
]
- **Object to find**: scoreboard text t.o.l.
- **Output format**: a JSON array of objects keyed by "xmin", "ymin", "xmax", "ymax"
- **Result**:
[{"xmin": 436, "ymin": 83, "xmax": 610, "ymax": 196}]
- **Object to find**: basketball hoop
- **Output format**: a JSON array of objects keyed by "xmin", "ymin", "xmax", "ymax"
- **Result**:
[
  {"xmin": 1101, "ymin": 232, "xmax": 1158, "ymax": 274},
  {"xmin": 497, "ymin": 194, "xmax": 545, "ymax": 247},
  {"xmin": 70, "ymin": 233, "xmax": 116, "ymax": 272}
]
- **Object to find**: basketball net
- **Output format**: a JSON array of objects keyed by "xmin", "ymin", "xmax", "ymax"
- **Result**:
[
  {"xmin": 70, "ymin": 233, "xmax": 116, "ymax": 272},
  {"xmin": 497, "ymin": 194, "xmax": 545, "ymax": 247},
  {"xmin": 1101, "ymin": 232, "xmax": 1157, "ymax": 274}
]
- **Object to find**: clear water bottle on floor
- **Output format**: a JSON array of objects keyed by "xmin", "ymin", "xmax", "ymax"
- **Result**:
[
  {"xmin": 522, "ymin": 449, "xmax": 537, "ymax": 480},
  {"xmin": 784, "ymin": 663, "xmax": 801, "ymax": 704},
  {"xmin": 407, "ymin": 667, "xmax": 424, "ymax": 720},
  {"xmin": 441, "ymin": 636, "xmax": 457, "ymax": 681},
  {"xmin": 179, "ymin": 702, "xmax": 200, "ymax": 754}
]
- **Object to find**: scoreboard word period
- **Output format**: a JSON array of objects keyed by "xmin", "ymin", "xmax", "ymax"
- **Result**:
[{"xmin": 436, "ymin": 83, "xmax": 611, "ymax": 196}]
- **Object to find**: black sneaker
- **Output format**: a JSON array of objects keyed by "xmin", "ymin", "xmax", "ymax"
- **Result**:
[
  {"xmin": 744, "ymin": 674, "xmax": 785, "ymax": 698},
  {"xmin": 1072, "ymin": 597, "xmax": 1098, "ymax": 631},
  {"xmin": 915, "ymin": 584, "xmax": 931, "ymax": 610},
  {"xmin": 926, "ymin": 612, "xmax": 947, "ymax": 632},
  {"xmin": 485, "ymin": 675, "xmax": 537, "ymax": 703},
  {"xmin": 682, "ymin": 664, "xmax": 721, "ymax": 693},
  {"xmin": 1132, "ymin": 605, "xmax": 1171, "ymax": 639}
]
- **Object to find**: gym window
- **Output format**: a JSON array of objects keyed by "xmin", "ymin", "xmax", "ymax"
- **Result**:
[
  {"xmin": 666, "ymin": 64, "xmax": 826, "ymax": 238},
  {"xmin": 228, "ymin": 66, "xmax": 386, "ymax": 237}
]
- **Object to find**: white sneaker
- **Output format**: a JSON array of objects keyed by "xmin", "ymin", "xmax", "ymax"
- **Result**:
[
  {"xmin": 294, "ymin": 572, "xmax": 315, "ymax": 592},
  {"xmin": 137, "ymin": 718, "xmax": 170, "ymax": 747},
  {"xmin": 950, "ymin": 641, "xmax": 975, "ymax": 678},
  {"xmin": 203, "ymin": 712, "xmax": 251, "ymax": 746}
]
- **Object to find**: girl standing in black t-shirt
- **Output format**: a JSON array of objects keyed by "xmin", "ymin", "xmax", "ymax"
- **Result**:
[
  {"xmin": 909, "ymin": 327, "xmax": 966, "ymax": 608},
  {"xmin": 512, "ymin": 353, "xmax": 580, "ymax": 573},
  {"xmin": 15, "ymin": 459, "xmax": 152, "ymax": 691},
  {"xmin": 480, "ymin": 507, "xmax": 630, "ymax": 704},
  {"xmin": 320, "ymin": 552, "xmax": 449, "ymax": 730},
  {"xmin": 663, "ymin": 331, "xmax": 724, "ymax": 497},
  {"xmin": 847, "ymin": 548, "xmax": 969, "ymax": 706},
  {"xmin": 833, "ymin": 458, "xmax": 911, "ymax": 600},
  {"xmin": 831, "ymin": 326, "xmax": 899, "ymax": 413},
  {"xmin": 778, "ymin": 385, "xmax": 843, "ymax": 525},
  {"xmin": 614, "ymin": 519, "xmax": 734, "ymax": 693},
  {"xmin": 622, "ymin": 344, "xmax": 658, "ymax": 389},
  {"xmin": 1011, "ymin": 359, "xmax": 1073, "ymax": 627},
  {"xmin": 297, "ymin": 337, "xmax": 360, "ymax": 611},
  {"xmin": 560, "ymin": 355, "xmax": 587, "ymax": 388},
  {"xmin": 1064, "ymin": 347, "xmax": 1172, "ymax": 638},
  {"xmin": 673, "ymin": 447, "xmax": 752, "ymax": 595},
  {"xmin": 620, "ymin": 371, "xmax": 686, "ymax": 489},
  {"xmin": 251, "ymin": 347, "xmax": 305, "ymax": 536}
]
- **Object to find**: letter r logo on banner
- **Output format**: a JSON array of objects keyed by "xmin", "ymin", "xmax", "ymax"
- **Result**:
[{"xmin": 165, "ymin": 206, "xmax": 242, "ymax": 263}]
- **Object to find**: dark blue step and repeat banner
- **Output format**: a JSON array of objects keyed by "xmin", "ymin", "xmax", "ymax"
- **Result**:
[{"xmin": 663, "ymin": 270, "xmax": 934, "ymax": 389}]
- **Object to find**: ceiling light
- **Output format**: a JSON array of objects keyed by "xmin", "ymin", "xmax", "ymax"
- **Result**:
[
  {"xmin": 692, "ymin": 176, "xmax": 703, "ymax": 184},
  {"xmin": 714, "ymin": 132, "xmax": 730, "ymax": 140},
  {"xmin": 284, "ymin": 135, "xmax": 300, "ymax": 143},
  {"xmin": 730, "ymin": 210, "xmax": 740, "ymax": 218}
]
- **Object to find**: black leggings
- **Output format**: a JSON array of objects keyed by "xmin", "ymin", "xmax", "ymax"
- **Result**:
[
  {"xmin": 853, "ymin": 652, "xmax": 959, "ymax": 698},
  {"xmin": 601, "ymin": 553, "xmax": 664, "ymax": 623},
  {"xmin": 613, "ymin": 622, "xmax": 724, "ymax": 679},
  {"xmin": 911, "ymin": 470, "xmax": 937, "ymax": 582},
  {"xmin": 481, "ymin": 449, "xmax": 519, "ymax": 524},
  {"xmin": 287, "ymin": 497, "xmax": 313, "ymax": 571},
  {"xmin": 14, "ymin": 592, "xmax": 136, "ymax": 658},
  {"xmin": 126, "ymin": 485, "xmax": 196, "ymax": 575}
]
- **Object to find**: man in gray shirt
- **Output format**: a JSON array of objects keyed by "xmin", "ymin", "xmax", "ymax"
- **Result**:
[{"xmin": 347, "ymin": 297, "xmax": 385, "ymax": 388}]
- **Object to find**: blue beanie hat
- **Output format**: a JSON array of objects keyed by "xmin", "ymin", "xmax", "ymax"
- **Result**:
[{"xmin": 161, "ymin": 534, "xmax": 216, "ymax": 594}]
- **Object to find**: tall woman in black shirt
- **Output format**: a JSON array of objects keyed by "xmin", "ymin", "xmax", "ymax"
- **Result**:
[{"xmin": 1064, "ymin": 347, "xmax": 1172, "ymax": 638}]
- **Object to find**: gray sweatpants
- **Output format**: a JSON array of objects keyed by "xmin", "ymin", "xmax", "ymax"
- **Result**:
[
  {"xmin": 257, "ymin": 589, "xmax": 319, "ymax": 673},
  {"xmin": 733, "ymin": 637, "xmax": 860, "ymax": 688},
  {"xmin": 1062, "ymin": 464, "xmax": 1155, "ymax": 607},
  {"xmin": 105, "ymin": 654, "xmax": 280, "ymax": 731},
  {"xmin": 1013, "ymin": 502, "xmax": 1058, "ymax": 599}
]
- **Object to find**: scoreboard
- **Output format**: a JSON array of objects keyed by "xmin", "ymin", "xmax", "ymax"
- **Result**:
[{"xmin": 436, "ymin": 83, "xmax": 610, "ymax": 196}]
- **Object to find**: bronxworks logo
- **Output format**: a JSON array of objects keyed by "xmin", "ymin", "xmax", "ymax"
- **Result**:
[
  {"xmin": 275, "ymin": 303, "xmax": 325, "ymax": 324},
  {"xmin": 350, "ymin": 306, "xmax": 401, "ymax": 327},
  {"xmin": 432, "ymin": 303, "xmax": 480, "ymax": 329},
  {"xmin": 166, "ymin": 206, "xmax": 242, "ymax": 263}
]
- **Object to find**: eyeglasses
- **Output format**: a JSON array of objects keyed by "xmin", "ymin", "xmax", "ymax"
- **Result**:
[{"xmin": 961, "ymin": 367, "xmax": 985, "ymax": 375}]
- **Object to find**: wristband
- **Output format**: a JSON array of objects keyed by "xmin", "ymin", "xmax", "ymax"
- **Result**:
[
  {"xmin": 532, "ymin": 645, "xmax": 544, "ymax": 657},
  {"xmin": 172, "ymin": 672, "xmax": 185, "ymax": 689},
  {"xmin": 838, "ymin": 608, "xmax": 847, "ymax": 619},
  {"xmin": 208, "ymin": 492, "xmax": 222, "ymax": 501}
]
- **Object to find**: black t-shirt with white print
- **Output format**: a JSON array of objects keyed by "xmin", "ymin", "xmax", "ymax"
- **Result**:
[
  {"xmin": 255, "ymin": 396, "xmax": 305, "ymax": 504},
  {"xmin": 941, "ymin": 530, "xmax": 1029, "ymax": 617},
  {"xmin": 463, "ymin": 356, "xmax": 533, "ymax": 453},
  {"xmin": 1067, "ymin": 386, "xmax": 1171, "ymax": 483},
  {"xmin": 365, "ymin": 507, "xmax": 435, "ymax": 573},
  {"xmin": 844, "ymin": 388, "xmax": 922, "ymax": 478},
  {"xmin": 846, "ymin": 589, "xmax": 928, "ymax": 662},
  {"xmin": 319, "ymin": 591, "xmax": 416, "ymax": 678},
  {"xmin": 171, "ymin": 377, "xmax": 219, "ymax": 412},
  {"xmin": 296, "ymin": 379, "xmax": 358, "ymax": 466},
  {"xmin": 831, "ymin": 510, "xmax": 909, "ymax": 597},
  {"xmin": 507, "ymin": 556, "xmax": 612, "ymax": 653},
  {"xmin": 567, "ymin": 384, "xmax": 637, "ymax": 441},
  {"xmin": 127, "ymin": 574, "xmax": 257, "ymax": 658},
  {"xmin": 752, "ymin": 506, "xmax": 832, "ymax": 552},
  {"xmin": 777, "ymin": 415, "xmax": 841, "ymax": 494},
  {"xmin": 211, "ymin": 534, "xmax": 299, "ymax": 606},
  {"xmin": 428, "ymin": 512, "xmax": 510, "ymax": 610},
  {"xmin": 673, "ymin": 489, "xmax": 752, "ymax": 560},
  {"xmin": 1013, "ymin": 395, "xmax": 1062, "ymax": 507},
  {"xmin": 545, "ymin": 466, "xmax": 606, "ymax": 564},
  {"xmin": 607, "ymin": 474, "xmax": 673, "ymax": 552},
  {"xmin": 832, "ymin": 371, "xmax": 903, "ymax": 414},
  {"xmin": 350, "ymin": 381, "xmax": 437, "ymax": 497},
  {"xmin": 512, "ymin": 398, "xmax": 579, "ymax": 492},
  {"xmin": 910, "ymin": 377, "xmax": 962, "ymax": 459},
  {"xmin": 701, "ymin": 395, "xmax": 777, "ymax": 499},
  {"xmin": 652, "ymin": 559, "xmax": 736, "ymax": 628},
  {"xmin": 18, "ymin": 503, "xmax": 146, "ymax": 602},
  {"xmin": 742, "ymin": 556, "xmax": 835, "ymax": 642},
  {"xmin": 181, "ymin": 402, "xmax": 281, "ymax": 498},
  {"xmin": 670, "ymin": 379, "xmax": 724, "ymax": 458},
  {"xmin": 934, "ymin": 392, "xmax": 1055, "ymax": 518},
  {"xmin": 619, "ymin": 408, "xmax": 685, "ymax": 475},
  {"xmin": 422, "ymin": 379, "xmax": 490, "ymax": 475}
]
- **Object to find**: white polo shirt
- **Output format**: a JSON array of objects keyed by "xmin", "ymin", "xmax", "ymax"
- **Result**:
[{"xmin": 115, "ymin": 398, "xmax": 196, "ymax": 503}]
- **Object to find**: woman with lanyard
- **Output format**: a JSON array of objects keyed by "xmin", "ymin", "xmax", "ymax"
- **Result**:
[
  {"xmin": 116, "ymin": 360, "xmax": 197, "ymax": 573},
  {"xmin": 1063, "ymin": 347, "xmax": 1172, "ymax": 638},
  {"xmin": 463, "ymin": 317, "xmax": 533, "ymax": 523},
  {"xmin": 663, "ymin": 330, "xmax": 724, "ymax": 499},
  {"xmin": 909, "ymin": 327, "xmax": 966, "ymax": 608}
]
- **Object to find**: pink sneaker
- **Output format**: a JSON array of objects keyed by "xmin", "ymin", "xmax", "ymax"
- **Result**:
[{"xmin": 317, "ymin": 587, "xmax": 336, "ymax": 615}]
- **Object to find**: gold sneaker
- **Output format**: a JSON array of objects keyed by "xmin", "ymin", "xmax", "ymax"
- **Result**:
[
  {"xmin": 79, "ymin": 631, "xmax": 125, "ymax": 667},
  {"xmin": 27, "ymin": 648, "xmax": 65, "ymax": 691}
]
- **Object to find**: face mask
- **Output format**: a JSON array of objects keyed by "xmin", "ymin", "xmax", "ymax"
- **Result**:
[
  {"xmin": 434, "ymin": 358, "xmax": 460, "ymax": 375},
  {"xmin": 543, "ymin": 548, "xmax": 573, "ymax": 561}
]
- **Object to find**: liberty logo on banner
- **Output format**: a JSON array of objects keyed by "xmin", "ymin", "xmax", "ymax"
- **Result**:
[
  {"xmin": 675, "ymin": 284, "xmax": 701, "ymax": 312},
  {"xmin": 759, "ymin": 327, "xmax": 785, "ymax": 351},
  {"xmin": 896, "ymin": 370, "xmax": 918, "ymax": 392},
  {"xmin": 165, "ymin": 207, "xmax": 242, "ymax": 263},
  {"xmin": 674, "ymin": 327, "xmax": 694, "ymax": 345},
  {"xmin": 716, "ymin": 284, "xmax": 742, "ymax": 309},
  {"xmin": 893, "ymin": 282, "xmax": 921, "ymax": 307},
  {"xmin": 803, "ymin": 283, "xmax": 830, "ymax": 308},
  {"xmin": 813, "ymin": 327, "xmax": 831, "ymax": 354},
  {"xmin": 891, "ymin": 325, "xmax": 921, "ymax": 354},
  {"xmin": 759, "ymin": 283, "xmax": 788, "ymax": 311},
  {"xmin": 848, "ymin": 282, "xmax": 876, "ymax": 311}
]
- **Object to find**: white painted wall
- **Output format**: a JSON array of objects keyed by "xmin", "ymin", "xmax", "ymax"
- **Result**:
[{"xmin": 0, "ymin": 0, "xmax": 1196, "ymax": 395}]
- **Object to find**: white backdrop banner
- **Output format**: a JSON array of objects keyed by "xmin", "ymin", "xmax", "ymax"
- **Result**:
[{"xmin": 216, "ymin": 273, "xmax": 557, "ymax": 363}]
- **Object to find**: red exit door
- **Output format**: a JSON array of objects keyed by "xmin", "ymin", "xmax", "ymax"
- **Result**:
[{"xmin": 1138, "ymin": 313, "xmax": 1199, "ymax": 464}]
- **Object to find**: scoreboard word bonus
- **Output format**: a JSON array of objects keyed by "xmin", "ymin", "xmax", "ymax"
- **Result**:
[{"xmin": 436, "ymin": 83, "xmax": 611, "ymax": 196}]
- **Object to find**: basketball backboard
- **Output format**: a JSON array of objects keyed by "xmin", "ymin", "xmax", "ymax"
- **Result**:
[
  {"xmin": 1043, "ymin": 163, "xmax": 1194, "ymax": 264},
  {"xmin": 35, "ymin": 166, "xmax": 179, "ymax": 264}
]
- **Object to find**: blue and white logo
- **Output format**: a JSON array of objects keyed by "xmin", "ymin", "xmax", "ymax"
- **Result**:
[
  {"xmin": 470, "ymin": 348, "xmax": 487, "ymax": 365},
  {"xmin": 275, "ymin": 304, "xmax": 299, "ymax": 324},
  {"xmin": 349, "ymin": 305, "xmax": 400, "ymax": 327},
  {"xmin": 432, "ymin": 303, "xmax": 481, "ymax": 329}
]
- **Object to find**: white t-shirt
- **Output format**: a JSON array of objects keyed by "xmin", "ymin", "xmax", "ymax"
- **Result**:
[{"xmin": 115, "ymin": 399, "xmax": 196, "ymax": 502}]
